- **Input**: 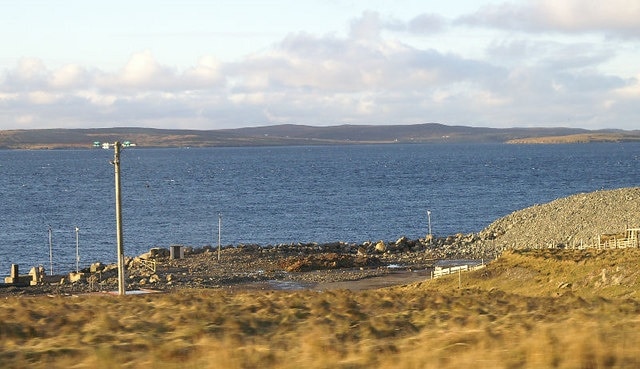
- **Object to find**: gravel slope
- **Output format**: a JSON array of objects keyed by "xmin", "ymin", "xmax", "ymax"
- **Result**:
[{"xmin": 480, "ymin": 187, "xmax": 640, "ymax": 249}]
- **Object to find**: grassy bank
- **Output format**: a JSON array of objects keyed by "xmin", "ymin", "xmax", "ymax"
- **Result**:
[{"xmin": 2, "ymin": 248, "xmax": 640, "ymax": 368}]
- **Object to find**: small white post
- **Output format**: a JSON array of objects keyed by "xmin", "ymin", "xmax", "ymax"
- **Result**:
[
  {"xmin": 427, "ymin": 210, "xmax": 432, "ymax": 239},
  {"xmin": 75, "ymin": 226, "xmax": 80, "ymax": 273}
]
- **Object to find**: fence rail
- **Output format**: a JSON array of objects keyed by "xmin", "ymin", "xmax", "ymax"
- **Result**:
[
  {"xmin": 432, "ymin": 263, "xmax": 485, "ymax": 279},
  {"xmin": 531, "ymin": 239, "xmax": 640, "ymax": 250},
  {"xmin": 136, "ymin": 259, "xmax": 157, "ymax": 273},
  {"xmin": 506, "ymin": 228, "xmax": 640, "ymax": 251}
]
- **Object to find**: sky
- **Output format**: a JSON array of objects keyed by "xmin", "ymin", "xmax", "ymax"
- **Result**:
[{"xmin": 1, "ymin": 0, "xmax": 639, "ymax": 131}]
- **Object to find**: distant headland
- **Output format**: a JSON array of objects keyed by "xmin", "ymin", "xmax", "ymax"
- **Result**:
[{"xmin": 1, "ymin": 123, "xmax": 639, "ymax": 149}]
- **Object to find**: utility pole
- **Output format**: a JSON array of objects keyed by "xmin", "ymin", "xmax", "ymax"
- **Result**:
[
  {"xmin": 427, "ymin": 210, "xmax": 432, "ymax": 239},
  {"xmin": 112, "ymin": 142, "xmax": 126, "ymax": 296}
]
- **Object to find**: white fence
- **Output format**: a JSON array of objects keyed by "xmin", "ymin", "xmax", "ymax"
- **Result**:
[
  {"xmin": 432, "ymin": 263, "xmax": 486, "ymax": 279},
  {"xmin": 535, "ymin": 228, "xmax": 640, "ymax": 250},
  {"xmin": 532, "ymin": 239, "xmax": 639, "ymax": 250}
]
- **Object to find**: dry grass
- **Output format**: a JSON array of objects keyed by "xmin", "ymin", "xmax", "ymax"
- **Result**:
[{"xmin": 3, "ymin": 248, "xmax": 640, "ymax": 368}]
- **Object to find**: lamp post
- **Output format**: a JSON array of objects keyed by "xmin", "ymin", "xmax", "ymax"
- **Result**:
[{"xmin": 427, "ymin": 210, "xmax": 432, "ymax": 239}]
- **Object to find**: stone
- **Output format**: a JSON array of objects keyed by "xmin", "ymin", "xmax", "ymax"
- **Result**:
[
  {"xmin": 558, "ymin": 282, "xmax": 572, "ymax": 289},
  {"xmin": 4, "ymin": 265, "xmax": 32, "ymax": 285},
  {"xmin": 29, "ymin": 266, "xmax": 43, "ymax": 285},
  {"xmin": 69, "ymin": 272, "xmax": 85, "ymax": 283},
  {"xmin": 375, "ymin": 240, "xmax": 387, "ymax": 253},
  {"xmin": 90, "ymin": 262, "xmax": 104, "ymax": 273},
  {"xmin": 101, "ymin": 264, "xmax": 118, "ymax": 273}
]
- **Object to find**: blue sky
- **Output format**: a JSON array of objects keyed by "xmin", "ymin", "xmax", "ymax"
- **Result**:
[{"xmin": 1, "ymin": 0, "xmax": 639, "ymax": 130}]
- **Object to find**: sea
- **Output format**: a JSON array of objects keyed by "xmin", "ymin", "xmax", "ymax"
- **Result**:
[{"xmin": 1, "ymin": 142, "xmax": 639, "ymax": 275}]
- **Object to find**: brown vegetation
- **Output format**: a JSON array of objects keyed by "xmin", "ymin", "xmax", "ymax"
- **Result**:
[
  {"xmin": 277, "ymin": 253, "xmax": 382, "ymax": 272},
  {"xmin": 2, "ymin": 248, "xmax": 640, "ymax": 368}
]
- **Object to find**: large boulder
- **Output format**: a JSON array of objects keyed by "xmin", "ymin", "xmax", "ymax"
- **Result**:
[
  {"xmin": 90, "ymin": 262, "xmax": 104, "ymax": 273},
  {"xmin": 395, "ymin": 236, "xmax": 408, "ymax": 246}
]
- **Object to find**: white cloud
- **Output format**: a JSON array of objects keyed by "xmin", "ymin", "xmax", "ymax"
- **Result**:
[
  {"xmin": 98, "ymin": 50, "xmax": 177, "ymax": 91},
  {"xmin": 28, "ymin": 91, "xmax": 59, "ymax": 104},
  {"xmin": 50, "ymin": 64, "xmax": 89, "ymax": 89},
  {"xmin": 183, "ymin": 56, "xmax": 224, "ymax": 88},
  {"xmin": 16, "ymin": 115, "xmax": 35, "ymax": 124},
  {"xmin": 539, "ymin": 0, "xmax": 640, "ymax": 34},
  {"xmin": 614, "ymin": 75, "xmax": 640, "ymax": 98},
  {"xmin": 407, "ymin": 13, "xmax": 448, "ymax": 34},
  {"xmin": 93, "ymin": 51, "xmax": 226, "ymax": 93},
  {"xmin": 76, "ymin": 90, "xmax": 118, "ymax": 107},
  {"xmin": 0, "ymin": 10, "xmax": 638, "ymax": 130},
  {"xmin": 2, "ymin": 58, "xmax": 48, "ymax": 91},
  {"xmin": 350, "ymin": 11, "xmax": 384, "ymax": 41},
  {"xmin": 459, "ymin": 0, "xmax": 640, "ymax": 37}
]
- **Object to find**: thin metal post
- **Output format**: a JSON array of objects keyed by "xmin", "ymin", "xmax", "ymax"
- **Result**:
[
  {"xmin": 217, "ymin": 213, "xmax": 222, "ymax": 261},
  {"xmin": 48, "ymin": 226, "xmax": 53, "ymax": 276},
  {"xmin": 427, "ymin": 210, "xmax": 432, "ymax": 239},
  {"xmin": 75, "ymin": 226, "xmax": 80, "ymax": 273},
  {"xmin": 113, "ymin": 142, "xmax": 126, "ymax": 296}
]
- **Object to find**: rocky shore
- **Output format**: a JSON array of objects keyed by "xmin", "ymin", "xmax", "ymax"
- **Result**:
[
  {"xmin": 3, "ymin": 186, "xmax": 639, "ymax": 297},
  {"xmin": 0, "ymin": 235, "xmax": 489, "ymax": 297}
]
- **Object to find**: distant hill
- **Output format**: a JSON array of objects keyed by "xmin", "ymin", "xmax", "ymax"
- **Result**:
[
  {"xmin": 0, "ymin": 123, "xmax": 639, "ymax": 149},
  {"xmin": 505, "ymin": 132, "xmax": 640, "ymax": 144}
]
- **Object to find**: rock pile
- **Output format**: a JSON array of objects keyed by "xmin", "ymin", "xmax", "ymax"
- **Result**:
[{"xmin": 479, "ymin": 187, "xmax": 640, "ymax": 250}]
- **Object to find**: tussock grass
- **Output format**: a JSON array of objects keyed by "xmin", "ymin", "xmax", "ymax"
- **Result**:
[{"xmin": 3, "ymin": 248, "xmax": 640, "ymax": 368}]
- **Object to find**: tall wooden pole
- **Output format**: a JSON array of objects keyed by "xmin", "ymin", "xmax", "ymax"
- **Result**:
[{"xmin": 113, "ymin": 142, "xmax": 126, "ymax": 296}]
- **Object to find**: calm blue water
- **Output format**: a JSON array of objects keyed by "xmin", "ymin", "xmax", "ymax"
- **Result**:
[{"xmin": 1, "ymin": 143, "xmax": 639, "ymax": 274}]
